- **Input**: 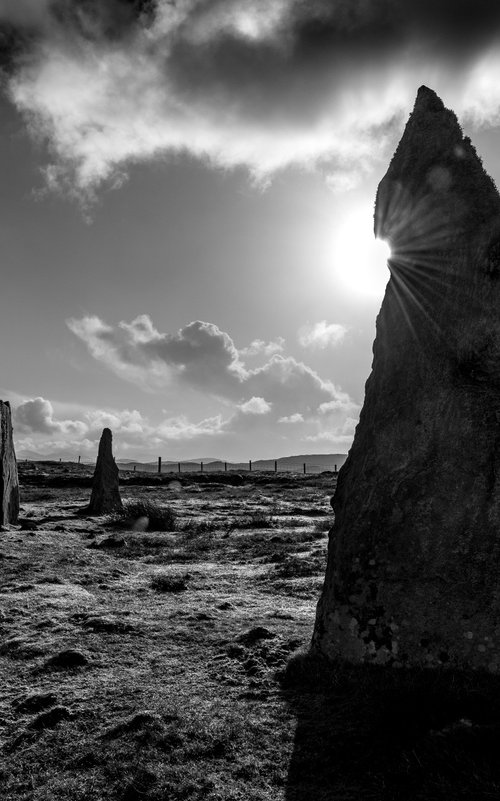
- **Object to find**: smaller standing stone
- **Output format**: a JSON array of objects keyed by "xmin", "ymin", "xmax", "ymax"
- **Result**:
[
  {"xmin": 88, "ymin": 428, "xmax": 123, "ymax": 515},
  {"xmin": 0, "ymin": 401, "xmax": 19, "ymax": 525}
]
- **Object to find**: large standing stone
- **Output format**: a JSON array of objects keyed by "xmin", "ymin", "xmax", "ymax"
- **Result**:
[
  {"xmin": 0, "ymin": 401, "xmax": 19, "ymax": 525},
  {"xmin": 88, "ymin": 428, "xmax": 123, "ymax": 515},
  {"xmin": 313, "ymin": 86, "xmax": 500, "ymax": 671}
]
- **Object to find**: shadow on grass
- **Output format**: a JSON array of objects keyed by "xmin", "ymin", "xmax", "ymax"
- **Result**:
[{"xmin": 282, "ymin": 652, "xmax": 500, "ymax": 801}]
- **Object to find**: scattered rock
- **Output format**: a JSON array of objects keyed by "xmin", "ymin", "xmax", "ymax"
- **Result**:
[
  {"xmin": 268, "ymin": 611, "xmax": 295, "ymax": 620},
  {"xmin": 0, "ymin": 636, "xmax": 46, "ymax": 658},
  {"xmin": 28, "ymin": 705, "xmax": 73, "ymax": 730},
  {"xmin": 236, "ymin": 627, "xmax": 276, "ymax": 646},
  {"xmin": 43, "ymin": 648, "xmax": 89, "ymax": 669},
  {"xmin": 226, "ymin": 644, "xmax": 246, "ymax": 660},
  {"xmin": 101, "ymin": 711, "xmax": 166, "ymax": 740},
  {"xmin": 19, "ymin": 519, "xmax": 38, "ymax": 531},
  {"xmin": 0, "ymin": 400, "xmax": 19, "ymax": 526},
  {"xmin": 92, "ymin": 535, "xmax": 126, "ymax": 549},
  {"xmin": 13, "ymin": 692, "xmax": 58, "ymax": 714},
  {"xmin": 217, "ymin": 601, "xmax": 233, "ymax": 610},
  {"xmin": 87, "ymin": 428, "xmax": 123, "ymax": 515},
  {"xmin": 82, "ymin": 615, "xmax": 134, "ymax": 634}
]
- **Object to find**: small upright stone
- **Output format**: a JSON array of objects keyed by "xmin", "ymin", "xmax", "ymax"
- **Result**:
[
  {"xmin": 0, "ymin": 401, "xmax": 19, "ymax": 525},
  {"xmin": 88, "ymin": 428, "xmax": 123, "ymax": 515}
]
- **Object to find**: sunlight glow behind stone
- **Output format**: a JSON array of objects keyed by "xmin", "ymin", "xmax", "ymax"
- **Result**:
[{"xmin": 333, "ymin": 208, "xmax": 391, "ymax": 300}]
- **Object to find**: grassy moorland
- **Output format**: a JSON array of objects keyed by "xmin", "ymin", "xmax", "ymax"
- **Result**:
[{"xmin": 2, "ymin": 465, "xmax": 500, "ymax": 800}]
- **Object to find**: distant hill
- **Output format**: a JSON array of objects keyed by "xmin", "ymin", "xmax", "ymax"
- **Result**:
[
  {"xmin": 116, "ymin": 453, "xmax": 347, "ymax": 475},
  {"xmin": 17, "ymin": 451, "xmax": 347, "ymax": 474}
]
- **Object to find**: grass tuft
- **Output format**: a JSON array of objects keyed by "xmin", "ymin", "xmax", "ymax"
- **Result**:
[
  {"xmin": 116, "ymin": 499, "xmax": 177, "ymax": 531},
  {"xmin": 150, "ymin": 572, "xmax": 189, "ymax": 592}
]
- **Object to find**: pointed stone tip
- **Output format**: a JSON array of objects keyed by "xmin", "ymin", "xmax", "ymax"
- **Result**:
[{"xmin": 414, "ymin": 85, "xmax": 445, "ymax": 113}]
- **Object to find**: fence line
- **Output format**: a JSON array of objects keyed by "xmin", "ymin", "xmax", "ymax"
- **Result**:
[{"xmin": 35, "ymin": 458, "xmax": 342, "ymax": 475}]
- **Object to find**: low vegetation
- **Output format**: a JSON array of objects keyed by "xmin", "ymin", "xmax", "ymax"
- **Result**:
[
  {"xmin": 115, "ymin": 499, "xmax": 177, "ymax": 531},
  {"xmin": 150, "ymin": 572, "xmax": 189, "ymax": 593},
  {"xmin": 3, "ymin": 466, "xmax": 500, "ymax": 800}
]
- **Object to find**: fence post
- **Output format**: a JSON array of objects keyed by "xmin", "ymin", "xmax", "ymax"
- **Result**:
[
  {"xmin": 178, "ymin": 462, "xmax": 181, "ymax": 474},
  {"xmin": 158, "ymin": 456, "xmax": 162, "ymax": 474},
  {"xmin": 303, "ymin": 462, "xmax": 306, "ymax": 474},
  {"xmin": 334, "ymin": 464, "xmax": 337, "ymax": 472},
  {"xmin": 134, "ymin": 465, "xmax": 136, "ymax": 472},
  {"xmin": 78, "ymin": 455, "xmax": 81, "ymax": 464},
  {"xmin": 249, "ymin": 460, "xmax": 252, "ymax": 472},
  {"xmin": 201, "ymin": 462, "xmax": 203, "ymax": 473},
  {"xmin": 224, "ymin": 462, "xmax": 227, "ymax": 472},
  {"xmin": 274, "ymin": 460, "xmax": 277, "ymax": 473}
]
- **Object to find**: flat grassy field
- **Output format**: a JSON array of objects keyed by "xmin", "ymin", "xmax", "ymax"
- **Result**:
[
  {"xmin": 1, "ymin": 467, "xmax": 331, "ymax": 801},
  {"xmin": 3, "ymin": 466, "xmax": 500, "ymax": 800}
]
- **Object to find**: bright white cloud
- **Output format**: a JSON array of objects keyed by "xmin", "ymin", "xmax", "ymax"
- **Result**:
[
  {"xmin": 12, "ymin": 394, "xmax": 228, "ymax": 458},
  {"xmin": 238, "ymin": 396, "xmax": 272, "ymax": 415},
  {"xmin": 15, "ymin": 397, "xmax": 87, "ymax": 437},
  {"xmin": 298, "ymin": 321, "xmax": 347, "ymax": 349},
  {"xmin": 157, "ymin": 415, "xmax": 225, "ymax": 440},
  {"xmin": 306, "ymin": 415, "xmax": 359, "ymax": 445},
  {"xmin": 278, "ymin": 413, "xmax": 304, "ymax": 424},
  {"xmin": 239, "ymin": 337, "xmax": 285, "ymax": 358}
]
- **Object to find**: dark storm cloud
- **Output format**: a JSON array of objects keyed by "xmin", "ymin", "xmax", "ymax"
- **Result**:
[
  {"xmin": 3, "ymin": 0, "xmax": 500, "ymax": 197},
  {"xmin": 166, "ymin": 0, "xmax": 500, "ymax": 117}
]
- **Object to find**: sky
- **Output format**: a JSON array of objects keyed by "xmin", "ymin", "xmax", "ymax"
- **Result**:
[{"xmin": 2, "ymin": 0, "xmax": 500, "ymax": 462}]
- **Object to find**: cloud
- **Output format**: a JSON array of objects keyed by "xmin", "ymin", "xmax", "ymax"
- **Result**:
[
  {"xmin": 238, "ymin": 396, "xmax": 272, "ymax": 414},
  {"xmin": 298, "ymin": 321, "xmax": 347, "ymax": 349},
  {"xmin": 15, "ymin": 397, "xmax": 87, "ymax": 436},
  {"xmin": 68, "ymin": 314, "xmax": 354, "ymax": 418},
  {"xmin": 10, "ymin": 382, "xmax": 359, "ymax": 459},
  {"xmin": 278, "ymin": 412, "xmax": 304, "ymax": 424},
  {"xmin": 306, "ymin": 415, "xmax": 359, "ymax": 445},
  {"xmin": 64, "ymin": 312, "xmax": 361, "ymax": 454},
  {"xmin": 239, "ymin": 337, "xmax": 285, "ymax": 358},
  {"xmin": 67, "ymin": 315, "xmax": 246, "ymax": 394},
  {"xmin": 157, "ymin": 414, "xmax": 225, "ymax": 440},
  {"xmin": 3, "ymin": 1, "xmax": 500, "ymax": 201},
  {"xmin": 12, "ymin": 392, "xmax": 228, "ymax": 459}
]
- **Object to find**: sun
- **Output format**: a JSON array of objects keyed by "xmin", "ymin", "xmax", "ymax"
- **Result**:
[{"xmin": 332, "ymin": 205, "xmax": 391, "ymax": 300}]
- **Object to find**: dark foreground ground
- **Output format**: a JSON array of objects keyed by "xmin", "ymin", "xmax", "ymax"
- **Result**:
[{"xmin": 2, "ymin": 464, "xmax": 500, "ymax": 800}]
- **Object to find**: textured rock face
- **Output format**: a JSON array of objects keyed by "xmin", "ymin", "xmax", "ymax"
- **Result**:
[
  {"xmin": 313, "ymin": 87, "xmax": 500, "ymax": 671},
  {"xmin": 0, "ymin": 401, "xmax": 19, "ymax": 525},
  {"xmin": 88, "ymin": 428, "xmax": 123, "ymax": 515}
]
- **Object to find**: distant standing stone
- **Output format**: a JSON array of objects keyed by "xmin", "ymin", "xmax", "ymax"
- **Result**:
[
  {"xmin": 0, "ymin": 401, "xmax": 19, "ymax": 525},
  {"xmin": 88, "ymin": 428, "xmax": 123, "ymax": 515}
]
